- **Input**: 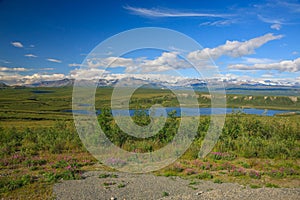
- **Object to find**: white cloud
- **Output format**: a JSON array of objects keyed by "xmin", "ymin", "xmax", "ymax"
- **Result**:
[
  {"xmin": 270, "ymin": 23, "xmax": 281, "ymax": 30},
  {"xmin": 228, "ymin": 57, "xmax": 300, "ymax": 72},
  {"xmin": 68, "ymin": 63, "xmax": 86, "ymax": 67},
  {"xmin": 292, "ymin": 51, "xmax": 299, "ymax": 55},
  {"xmin": 69, "ymin": 68, "xmax": 108, "ymax": 79},
  {"xmin": 188, "ymin": 33, "xmax": 283, "ymax": 60},
  {"xmin": 24, "ymin": 54, "xmax": 38, "ymax": 58},
  {"xmin": 22, "ymin": 73, "xmax": 66, "ymax": 84},
  {"xmin": 105, "ymin": 57, "xmax": 135, "ymax": 68},
  {"xmin": 137, "ymin": 52, "xmax": 191, "ymax": 73},
  {"xmin": 11, "ymin": 41, "xmax": 23, "ymax": 48},
  {"xmin": 242, "ymin": 57, "xmax": 276, "ymax": 64},
  {"xmin": 0, "ymin": 71, "xmax": 66, "ymax": 85},
  {"xmin": 200, "ymin": 19, "xmax": 237, "ymax": 26},
  {"xmin": 39, "ymin": 68, "xmax": 54, "ymax": 71},
  {"xmin": 257, "ymin": 15, "xmax": 285, "ymax": 30},
  {"xmin": 258, "ymin": 15, "xmax": 284, "ymax": 25},
  {"xmin": 278, "ymin": 1, "xmax": 300, "ymax": 13},
  {"xmin": 73, "ymin": 34, "xmax": 283, "ymax": 75},
  {"xmin": 47, "ymin": 58, "xmax": 62, "ymax": 63},
  {"xmin": 85, "ymin": 52, "xmax": 191, "ymax": 73},
  {"xmin": 0, "ymin": 72, "xmax": 23, "ymax": 83},
  {"xmin": 87, "ymin": 57, "xmax": 135, "ymax": 68},
  {"xmin": 0, "ymin": 67, "xmax": 28, "ymax": 72},
  {"xmin": 124, "ymin": 6, "xmax": 231, "ymax": 18}
]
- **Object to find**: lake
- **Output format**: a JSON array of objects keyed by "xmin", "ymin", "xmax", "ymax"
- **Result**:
[{"xmin": 65, "ymin": 107, "xmax": 296, "ymax": 117}]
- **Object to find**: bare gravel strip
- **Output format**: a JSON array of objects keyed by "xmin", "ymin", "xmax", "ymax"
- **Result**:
[{"xmin": 53, "ymin": 171, "xmax": 300, "ymax": 200}]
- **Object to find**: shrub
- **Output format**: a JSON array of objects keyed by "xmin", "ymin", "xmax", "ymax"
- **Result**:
[
  {"xmin": 249, "ymin": 170, "xmax": 261, "ymax": 179},
  {"xmin": 184, "ymin": 168, "xmax": 196, "ymax": 175},
  {"xmin": 213, "ymin": 179, "xmax": 223, "ymax": 184},
  {"xmin": 210, "ymin": 152, "xmax": 236, "ymax": 161},
  {"xmin": 171, "ymin": 162, "xmax": 184, "ymax": 172},
  {"xmin": 99, "ymin": 173, "xmax": 118, "ymax": 178},
  {"xmin": 196, "ymin": 172, "xmax": 213, "ymax": 179},
  {"xmin": 265, "ymin": 183, "xmax": 279, "ymax": 188},
  {"xmin": 118, "ymin": 183, "xmax": 126, "ymax": 188},
  {"xmin": 98, "ymin": 173, "xmax": 110, "ymax": 178},
  {"xmin": 250, "ymin": 184, "xmax": 261, "ymax": 189},
  {"xmin": 230, "ymin": 168, "xmax": 246, "ymax": 176},
  {"xmin": 162, "ymin": 191, "xmax": 169, "ymax": 197},
  {"xmin": 103, "ymin": 182, "xmax": 116, "ymax": 186}
]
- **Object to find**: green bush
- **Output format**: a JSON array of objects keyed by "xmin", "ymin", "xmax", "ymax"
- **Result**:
[{"xmin": 196, "ymin": 172, "xmax": 213, "ymax": 179}]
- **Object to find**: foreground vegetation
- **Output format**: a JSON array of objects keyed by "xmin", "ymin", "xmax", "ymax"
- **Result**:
[{"xmin": 0, "ymin": 87, "xmax": 299, "ymax": 199}]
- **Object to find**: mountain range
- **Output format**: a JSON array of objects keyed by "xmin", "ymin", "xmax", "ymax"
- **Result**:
[{"xmin": 1, "ymin": 77, "xmax": 300, "ymax": 96}]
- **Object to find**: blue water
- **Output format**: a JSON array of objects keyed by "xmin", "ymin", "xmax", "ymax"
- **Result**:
[{"xmin": 65, "ymin": 107, "xmax": 295, "ymax": 117}]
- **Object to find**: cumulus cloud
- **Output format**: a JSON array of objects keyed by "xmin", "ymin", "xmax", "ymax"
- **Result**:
[
  {"xmin": 188, "ymin": 33, "xmax": 283, "ymax": 60},
  {"xmin": 137, "ymin": 52, "xmax": 191, "ymax": 73},
  {"xmin": 0, "ymin": 67, "xmax": 28, "ymax": 72},
  {"xmin": 228, "ymin": 57, "xmax": 300, "ymax": 72},
  {"xmin": 22, "ymin": 73, "xmax": 66, "ymax": 84},
  {"xmin": 47, "ymin": 58, "xmax": 62, "ymax": 63},
  {"xmin": 11, "ymin": 41, "xmax": 23, "ymax": 48},
  {"xmin": 70, "ymin": 34, "xmax": 283, "ymax": 74},
  {"xmin": 85, "ymin": 52, "xmax": 191, "ymax": 73},
  {"xmin": 124, "ymin": 6, "xmax": 231, "ymax": 18},
  {"xmin": 0, "ymin": 72, "xmax": 66, "ymax": 85},
  {"xmin": 69, "ymin": 68, "xmax": 108, "ymax": 79},
  {"xmin": 24, "ymin": 54, "xmax": 38, "ymax": 58}
]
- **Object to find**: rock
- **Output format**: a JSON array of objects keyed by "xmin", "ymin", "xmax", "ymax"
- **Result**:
[{"xmin": 196, "ymin": 191, "xmax": 204, "ymax": 195}]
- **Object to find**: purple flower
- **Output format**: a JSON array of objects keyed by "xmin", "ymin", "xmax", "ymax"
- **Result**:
[{"xmin": 66, "ymin": 165, "xmax": 72, "ymax": 170}]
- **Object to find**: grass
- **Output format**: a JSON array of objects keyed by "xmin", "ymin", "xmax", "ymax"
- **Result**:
[
  {"xmin": 266, "ymin": 183, "xmax": 280, "ymax": 188},
  {"xmin": 0, "ymin": 87, "xmax": 299, "ymax": 198},
  {"xmin": 196, "ymin": 172, "xmax": 214, "ymax": 180},
  {"xmin": 103, "ymin": 182, "xmax": 116, "ymax": 186},
  {"xmin": 99, "ymin": 173, "xmax": 118, "ymax": 178},
  {"xmin": 117, "ymin": 183, "xmax": 126, "ymax": 188},
  {"xmin": 98, "ymin": 173, "xmax": 110, "ymax": 178},
  {"xmin": 250, "ymin": 184, "xmax": 261, "ymax": 189},
  {"xmin": 162, "ymin": 191, "xmax": 169, "ymax": 197},
  {"xmin": 213, "ymin": 179, "xmax": 223, "ymax": 184}
]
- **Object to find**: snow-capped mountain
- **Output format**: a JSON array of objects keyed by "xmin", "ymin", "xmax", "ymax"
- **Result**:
[{"xmin": 3, "ymin": 77, "xmax": 300, "ymax": 90}]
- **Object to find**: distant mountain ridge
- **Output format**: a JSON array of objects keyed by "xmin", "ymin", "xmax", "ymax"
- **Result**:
[
  {"xmin": 0, "ymin": 81, "xmax": 9, "ymax": 88},
  {"xmin": 28, "ymin": 78, "xmax": 74, "ymax": 87},
  {"xmin": 3, "ymin": 77, "xmax": 300, "ymax": 92}
]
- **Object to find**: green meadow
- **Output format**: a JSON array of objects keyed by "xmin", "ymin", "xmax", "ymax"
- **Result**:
[{"xmin": 0, "ymin": 87, "xmax": 299, "ymax": 199}]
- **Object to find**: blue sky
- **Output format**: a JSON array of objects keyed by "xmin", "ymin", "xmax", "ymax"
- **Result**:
[{"xmin": 0, "ymin": 0, "xmax": 300, "ymax": 85}]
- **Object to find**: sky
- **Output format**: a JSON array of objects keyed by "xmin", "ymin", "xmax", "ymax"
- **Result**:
[{"xmin": 0, "ymin": 0, "xmax": 300, "ymax": 85}]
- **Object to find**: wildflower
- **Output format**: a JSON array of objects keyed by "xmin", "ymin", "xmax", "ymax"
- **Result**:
[{"xmin": 66, "ymin": 165, "xmax": 72, "ymax": 170}]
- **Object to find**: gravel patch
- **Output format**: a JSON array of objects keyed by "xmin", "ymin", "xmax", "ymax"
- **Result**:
[{"xmin": 53, "ymin": 171, "xmax": 300, "ymax": 200}]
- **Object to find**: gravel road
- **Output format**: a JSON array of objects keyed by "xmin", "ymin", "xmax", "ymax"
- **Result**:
[{"xmin": 53, "ymin": 171, "xmax": 300, "ymax": 200}]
